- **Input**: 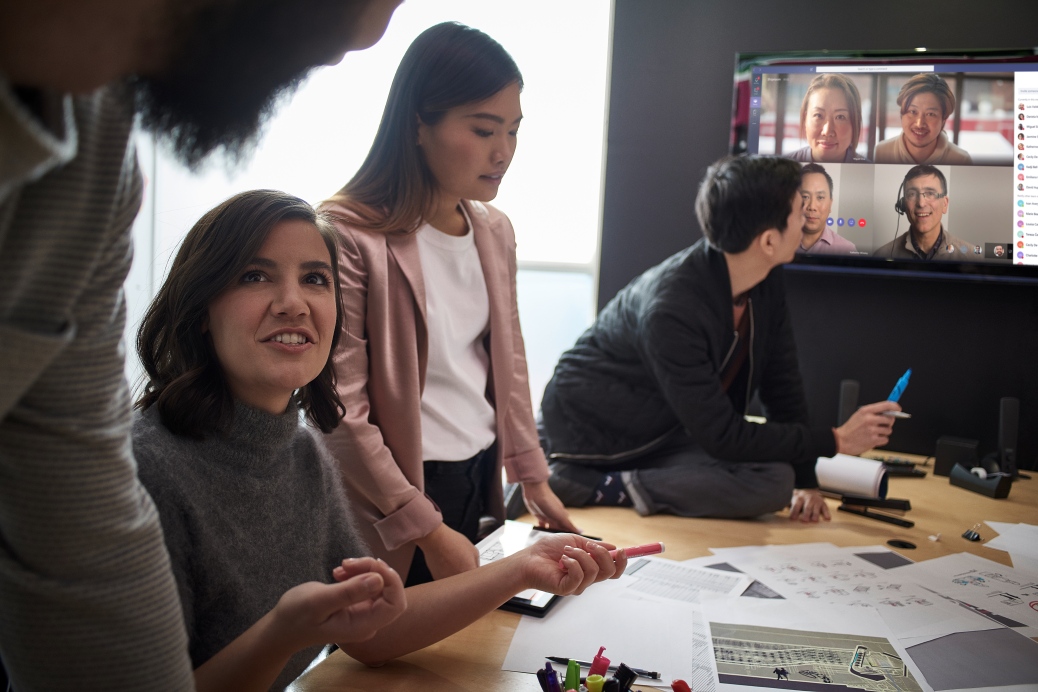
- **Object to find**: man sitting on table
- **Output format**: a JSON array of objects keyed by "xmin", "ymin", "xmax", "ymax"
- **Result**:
[
  {"xmin": 797, "ymin": 163, "xmax": 856, "ymax": 255},
  {"xmin": 872, "ymin": 165, "xmax": 974, "ymax": 260},
  {"xmin": 540, "ymin": 156, "xmax": 899, "ymax": 522}
]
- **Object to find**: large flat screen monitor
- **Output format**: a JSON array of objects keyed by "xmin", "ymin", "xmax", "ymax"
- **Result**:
[{"xmin": 731, "ymin": 48, "xmax": 1038, "ymax": 283}]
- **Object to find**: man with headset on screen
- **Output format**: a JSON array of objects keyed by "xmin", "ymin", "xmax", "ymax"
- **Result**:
[{"xmin": 873, "ymin": 165, "xmax": 974, "ymax": 260}]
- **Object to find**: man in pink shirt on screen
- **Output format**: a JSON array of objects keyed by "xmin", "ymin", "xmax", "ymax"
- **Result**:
[{"xmin": 797, "ymin": 163, "xmax": 857, "ymax": 255}]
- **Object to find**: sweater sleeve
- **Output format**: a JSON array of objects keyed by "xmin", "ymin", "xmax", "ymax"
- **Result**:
[{"xmin": 0, "ymin": 111, "xmax": 194, "ymax": 690}]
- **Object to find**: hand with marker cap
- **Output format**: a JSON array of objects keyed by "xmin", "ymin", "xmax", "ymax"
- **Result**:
[{"xmin": 520, "ymin": 534, "xmax": 629, "ymax": 596}]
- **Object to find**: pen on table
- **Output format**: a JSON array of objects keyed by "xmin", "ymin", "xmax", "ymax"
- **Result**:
[
  {"xmin": 544, "ymin": 657, "xmax": 660, "ymax": 680},
  {"xmin": 881, "ymin": 411, "xmax": 911, "ymax": 418}
]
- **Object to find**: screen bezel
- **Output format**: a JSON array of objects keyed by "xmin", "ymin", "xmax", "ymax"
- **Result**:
[{"xmin": 732, "ymin": 47, "xmax": 1038, "ymax": 284}]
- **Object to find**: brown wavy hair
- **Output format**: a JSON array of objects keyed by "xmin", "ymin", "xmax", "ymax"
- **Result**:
[
  {"xmin": 136, "ymin": 190, "xmax": 345, "ymax": 438},
  {"xmin": 323, "ymin": 21, "xmax": 522, "ymax": 232}
]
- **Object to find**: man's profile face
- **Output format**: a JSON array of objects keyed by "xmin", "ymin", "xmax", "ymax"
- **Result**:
[
  {"xmin": 904, "ymin": 173, "xmax": 948, "ymax": 236},
  {"xmin": 132, "ymin": 0, "xmax": 402, "ymax": 167},
  {"xmin": 799, "ymin": 172, "xmax": 832, "ymax": 235}
]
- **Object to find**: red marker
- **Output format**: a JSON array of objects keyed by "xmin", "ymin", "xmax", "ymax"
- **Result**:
[
  {"xmin": 610, "ymin": 542, "xmax": 665, "ymax": 559},
  {"xmin": 559, "ymin": 542, "xmax": 665, "ymax": 569},
  {"xmin": 672, "ymin": 680, "xmax": 692, "ymax": 692}
]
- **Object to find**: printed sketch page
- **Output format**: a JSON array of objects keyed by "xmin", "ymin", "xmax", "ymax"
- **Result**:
[
  {"xmin": 722, "ymin": 545, "xmax": 997, "ymax": 644},
  {"xmin": 701, "ymin": 599, "xmax": 932, "ymax": 692},
  {"xmin": 890, "ymin": 552, "xmax": 1038, "ymax": 637}
]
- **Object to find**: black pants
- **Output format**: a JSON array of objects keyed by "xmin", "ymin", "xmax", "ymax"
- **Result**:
[{"xmin": 405, "ymin": 441, "xmax": 497, "ymax": 586}]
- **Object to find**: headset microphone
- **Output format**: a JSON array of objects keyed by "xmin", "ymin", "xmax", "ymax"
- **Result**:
[
  {"xmin": 893, "ymin": 178, "xmax": 907, "ymax": 216},
  {"xmin": 890, "ymin": 176, "xmax": 907, "ymax": 257}
]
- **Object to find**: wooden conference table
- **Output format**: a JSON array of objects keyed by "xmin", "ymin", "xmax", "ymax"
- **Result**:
[{"xmin": 293, "ymin": 454, "xmax": 1038, "ymax": 692}]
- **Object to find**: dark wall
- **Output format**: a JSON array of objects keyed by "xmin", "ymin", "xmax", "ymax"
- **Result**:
[{"xmin": 601, "ymin": 0, "xmax": 1038, "ymax": 469}]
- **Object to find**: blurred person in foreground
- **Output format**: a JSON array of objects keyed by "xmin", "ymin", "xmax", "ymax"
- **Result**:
[{"xmin": 0, "ymin": 0, "xmax": 402, "ymax": 689}]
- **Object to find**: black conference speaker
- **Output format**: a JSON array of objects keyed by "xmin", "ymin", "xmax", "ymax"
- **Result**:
[
  {"xmin": 837, "ymin": 380, "xmax": 859, "ymax": 428},
  {"xmin": 999, "ymin": 397, "xmax": 1020, "ymax": 478}
]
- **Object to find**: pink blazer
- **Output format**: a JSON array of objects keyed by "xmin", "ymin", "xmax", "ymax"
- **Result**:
[{"xmin": 322, "ymin": 199, "xmax": 550, "ymax": 574}]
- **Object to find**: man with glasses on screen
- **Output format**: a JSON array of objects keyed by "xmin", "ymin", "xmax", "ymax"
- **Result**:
[
  {"xmin": 0, "ymin": 1, "xmax": 401, "ymax": 689},
  {"xmin": 873, "ymin": 165, "xmax": 974, "ymax": 260},
  {"xmin": 540, "ymin": 156, "xmax": 899, "ymax": 524}
]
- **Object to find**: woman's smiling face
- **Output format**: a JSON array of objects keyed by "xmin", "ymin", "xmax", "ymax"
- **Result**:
[
  {"xmin": 205, "ymin": 218, "xmax": 337, "ymax": 414},
  {"xmin": 806, "ymin": 88, "xmax": 853, "ymax": 163}
]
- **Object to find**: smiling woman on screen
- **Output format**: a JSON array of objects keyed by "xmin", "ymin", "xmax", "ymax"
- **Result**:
[{"xmin": 785, "ymin": 73, "xmax": 870, "ymax": 164}]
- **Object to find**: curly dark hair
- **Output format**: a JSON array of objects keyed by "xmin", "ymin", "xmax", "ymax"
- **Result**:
[{"xmin": 136, "ymin": 190, "xmax": 345, "ymax": 437}]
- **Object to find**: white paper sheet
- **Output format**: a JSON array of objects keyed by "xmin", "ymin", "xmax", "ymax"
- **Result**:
[
  {"xmin": 723, "ymin": 545, "xmax": 997, "ymax": 644},
  {"xmin": 619, "ymin": 557, "xmax": 751, "ymax": 602},
  {"xmin": 501, "ymin": 580, "xmax": 698, "ymax": 686},
  {"xmin": 816, "ymin": 454, "xmax": 887, "ymax": 497},
  {"xmin": 700, "ymin": 598, "xmax": 933, "ymax": 692},
  {"xmin": 890, "ymin": 552, "xmax": 1038, "ymax": 638},
  {"xmin": 984, "ymin": 522, "xmax": 1038, "ymax": 564}
]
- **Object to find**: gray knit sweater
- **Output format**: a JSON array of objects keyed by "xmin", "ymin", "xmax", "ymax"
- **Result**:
[{"xmin": 133, "ymin": 402, "xmax": 368, "ymax": 691}]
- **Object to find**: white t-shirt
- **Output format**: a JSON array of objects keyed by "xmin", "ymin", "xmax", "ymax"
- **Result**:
[{"xmin": 415, "ymin": 211, "xmax": 497, "ymax": 462}]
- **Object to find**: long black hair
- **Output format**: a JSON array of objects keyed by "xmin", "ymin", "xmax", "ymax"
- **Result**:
[{"xmin": 325, "ymin": 22, "xmax": 523, "ymax": 232}]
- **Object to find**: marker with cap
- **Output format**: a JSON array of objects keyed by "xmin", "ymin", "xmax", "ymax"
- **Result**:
[
  {"xmin": 559, "ymin": 543, "xmax": 665, "ymax": 569},
  {"xmin": 883, "ymin": 368, "xmax": 911, "ymax": 417}
]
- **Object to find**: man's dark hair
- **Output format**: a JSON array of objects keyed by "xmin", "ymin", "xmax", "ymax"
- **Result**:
[
  {"xmin": 128, "ymin": 0, "xmax": 375, "ymax": 169},
  {"xmin": 904, "ymin": 164, "xmax": 948, "ymax": 196},
  {"xmin": 800, "ymin": 162, "xmax": 833, "ymax": 196},
  {"xmin": 695, "ymin": 156, "xmax": 803, "ymax": 253},
  {"xmin": 136, "ymin": 190, "xmax": 346, "ymax": 438}
]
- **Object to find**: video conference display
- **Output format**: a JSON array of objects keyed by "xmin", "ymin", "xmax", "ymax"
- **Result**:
[{"xmin": 732, "ymin": 50, "xmax": 1038, "ymax": 278}]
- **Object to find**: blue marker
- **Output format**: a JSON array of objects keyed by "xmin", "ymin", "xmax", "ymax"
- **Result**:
[{"xmin": 887, "ymin": 368, "xmax": 911, "ymax": 403}]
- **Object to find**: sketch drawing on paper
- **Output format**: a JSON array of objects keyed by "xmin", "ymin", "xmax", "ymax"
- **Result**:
[{"xmin": 710, "ymin": 623, "xmax": 924, "ymax": 691}]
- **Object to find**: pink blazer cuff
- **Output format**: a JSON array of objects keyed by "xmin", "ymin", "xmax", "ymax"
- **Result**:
[
  {"xmin": 373, "ymin": 491, "xmax": 443, "ymax": 552},
  {"xmin": 504, "ymin": 447, "xmax": 551, "ymax": 485}
]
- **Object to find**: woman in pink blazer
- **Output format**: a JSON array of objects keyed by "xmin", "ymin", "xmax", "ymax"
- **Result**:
[{"xmin": 321, "ymin": 22, "xmax": 577, "ymax": 584}]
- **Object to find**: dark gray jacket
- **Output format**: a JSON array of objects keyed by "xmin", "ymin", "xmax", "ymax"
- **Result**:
[{"xmin": 541, "ymin": 238, "xmax": 835, "ymax": 488}]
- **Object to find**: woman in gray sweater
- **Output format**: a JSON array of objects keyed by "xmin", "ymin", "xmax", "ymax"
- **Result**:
[{"xmin": 133, "ymin": 190, "xmax": 627, "ymax": 692}]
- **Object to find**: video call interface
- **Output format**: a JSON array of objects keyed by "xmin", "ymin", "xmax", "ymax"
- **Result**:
[{"xmin": 736, "ymin": 54, "xmax": 1038, "ymax": 268}]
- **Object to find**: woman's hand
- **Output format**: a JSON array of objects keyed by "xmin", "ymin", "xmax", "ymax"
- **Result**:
[
  {"xmin": 413, "ymin": 522, "xmax": 480, "ymax": 580},
  {"xmin": 521, "ymin": 480, "xmax": 581, "ymax": 533},
  {"xmin": 273, "ymin": 557, "xmax": 407, "ymax": 648},
  {"xmin": 518, "ymin": 534, "xmax": 627, "ymax": 596},
  {"xmin": 788, "ymin": 488, "xmax": 831, "ymax": 523}
]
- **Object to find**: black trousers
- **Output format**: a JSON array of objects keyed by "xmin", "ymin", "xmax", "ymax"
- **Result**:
[{"xmin": 405, "ymin": 441, "xmax": 497, "ymax": 586}]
